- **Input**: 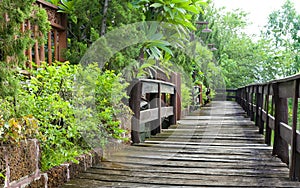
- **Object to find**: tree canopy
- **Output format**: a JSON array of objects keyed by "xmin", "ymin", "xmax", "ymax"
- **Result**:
[{"xmin": 203, "ymin": 0, "xmax": 300, "ymax": 88}]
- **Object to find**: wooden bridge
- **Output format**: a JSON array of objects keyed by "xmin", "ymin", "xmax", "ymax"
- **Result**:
[
  {"xmin": 4, "ymin": 2, "xmax": 300, "ymax": 187},
  {"xmin": 61, "ymin": 73, "xmax": 300, "ymax": 187}
]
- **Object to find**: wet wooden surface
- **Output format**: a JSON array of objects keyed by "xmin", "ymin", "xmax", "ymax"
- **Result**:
[{"xmin": 62, "ymin": 101, "xmax": 300, "ymax": 187}]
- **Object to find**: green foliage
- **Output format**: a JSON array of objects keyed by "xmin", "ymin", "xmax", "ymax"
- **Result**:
[
  {"xmin": 60, "ymin": 0, "xmax": 211, "ymax": 89},
  {"xmin": 181, "ymin": 82, "xmax": 192, "ymax": 109},
  {"xmin": 132, "ymin": 0, "xmax": 206, "ymax": 30},
  {"xmin": 32, "ymin": 6, "xmax": 51, "ymax": 43},
  {"xmin": 201, "ymin": 84, "xmax": 208, "ymax": 102},
  {"xmin": 16, "ymin": 62, "xmax": 85, "ymax": 170},
  {"xmin": 0, "ymin": 63, "xmax": 19, "ymax": 99},
  {"xmin": 0, "ymin": 62, "xmax": 81, "ymax": 170},
  {"xmin": 0, "ymin": 115, "xmax": 40, "ymax": 145},
  {"xmin": 58, "ymin": 0, "xmax": 77, "ymax": 23},
  {"xmin": 58, "ymin": 0, "xmax": 217, "ymax": 114},
  {"xmin": 0, "ymin": 171, "xmax": 4, "ymax": 181},
  {"xmin": 63, "ymin": 0, "xmax": 144, "ymax": 65},
  {"xmin": 141, "ymin": 22, "xmax": 174, "ymax": 60},
  {"xmin": 47, "ymin": 0, "xmax": 60, "ymax": 6},
  {"xmin": 95, "ymin": 70, "xmax": 131, "ymax": 140},
  {"xmin": 204, "ymin": 4, "xmax": 266, "ymax": 88},
  {"xmin": 180, "ymin": 74, "xmax": 193, "ymax": 109},
  {"xmin": 130, "ymin": 0, "xmax": 209, "ymax": 77},
  {"xmin": 205, "ymin": 0, "xmax": 300, "ymax": 88},
  {"xmin": 0, "ymin": 62, "xmax": 131, "ymax": 171},
  {"xmin": 0, "ymin": 0, "xmax": 50, "ymax": 110},
  {"xmin": 262, "ymin": 0, "xmax": 300, "ymax": 78},
  {"xmin": 0, "ymin": 0, "xmax": 50, "ymax": 64}
]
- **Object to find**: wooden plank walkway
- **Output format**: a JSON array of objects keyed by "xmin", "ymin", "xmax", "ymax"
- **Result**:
[{"xmin": 62, "ymin": 101, "xmax": 300, "ymax": 187}]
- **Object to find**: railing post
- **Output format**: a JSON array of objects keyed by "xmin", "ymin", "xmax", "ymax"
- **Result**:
[
  {"xmin": 129, "ymin": 80, "xmax": 142, "ymax": 144},
  {"xmin": 150, "ymin": 83, "xmax": 161, "ymax": 135},
  {"xmin": 170, "ymin": 86, "xmax": 177, "ymax": 125},
  {"xmin": 242, "ymin": 87, "xmax": 246, "ymax": 111},
  {"xmin": 158, "ymin": 83, "xmax": 162, "ymax": 133},
  {"xmin": 246, "ymin": 87, "xmax": 250, "ymax": 116},
  {"xmin": 265, "ymin": 84, "xmax": 272, "ymax": 145},
  {"xmin": 236, "ymin": 89, "xmax": 239, "ymax": 104},
  {"xmin": 236, "ymin": 89, "xmax": 239, "ymax": 103},
  {"xmin": 237, "ymin": 89, "xmax": 241, "ymax": 104},
  {"xmin": 239, "ymin": 88, "xmax": 242, "ymax": 107},
  {"xmin": 234, "ymin": 89, "xmax": 237, "ymax": 102},
  {"xmin": 255, "ymin": 85, "xmax": 264, "ymax": 134},
  {"xmin": 250, "ymin": 86, "xmax": 255, "ymax": 121},
  {"xmin": 290, "ymin": 79, "xmax": 300, "ymax": 180},
  {"xmin": 175, "ymin": 73, "xmax": 181, "ymax": 120},
  {"xmin": 272, "ymin": 82, "xmax": 289, "ymax": 164}
]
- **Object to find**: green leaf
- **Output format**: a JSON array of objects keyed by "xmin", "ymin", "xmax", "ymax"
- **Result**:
[
  {"xmin": 195, "ymin": 0, "xmax": 207, "ymax": 8},
  {"xmin": 148, "ymin": 33, "xmax": 163, "ymax": 41},
  {"xmin": 156, "ymin": 44, "xmax": 173, "ymax": 56},
  {"xmin": 175, "ymin": 7, "xmax": 187, "ymax": 15},
  {"xmin": 58, "ymin": 0, "xmax": 74, "ymax": 14},
  {"xmin": 140, "ymin": 59, "xmax": 156, "ymax": 69},
  {"xmin": 151, "ymin": 40, "xmax": 171, "ymax": 47},
  {"xmin": 168, "ymin": 9, "xmax": 175, "ymax": 20},
  {"xmin": 163, "ymin": 6, "xmax": 171, "ymax": 13},
  {"xmin": 175, "ymin": 18, "xmax": 197, "ymax": 30},
  {"xmin": 172, "ymin": 0, "xmax": 189, "ymax": 3},
  {"xmin": 49, "ymin": 0, "xmax": 60, "ymax": 6},
  {"xmin": 150, "ymin": 3, "xmax": 163, "ymax": 8},
  {"xmin": 148, "ymin": 22, "xmax": 158, "ymax": 36},
  {"xmin": 148, "ymin": 46, "xmax": 161, "ymax": 59},
  {"xmin": 182, "ymin": 5, "xmax": 199, "ymax": 14}
]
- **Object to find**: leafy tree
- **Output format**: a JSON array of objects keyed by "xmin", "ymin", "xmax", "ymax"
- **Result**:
[
  {"xmin": 203, "ymin": 4, "xmax": 266, "ymax": 88},
  {"xmin": 131, "ymin": 0, "xmax": 206, "ymax": 59},
  {"xmin": 61, "ymin": 0, "xmax": 144, "ymax": 64},
  {"xmin": 131, "ymin": 0, "xmax": 206, "ymax": 30},
  {"xmin": 262, "ymin": 0, "xmax": 300, "ymax": 77}
]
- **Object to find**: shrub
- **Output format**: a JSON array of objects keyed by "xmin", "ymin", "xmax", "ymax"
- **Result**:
[
  {"xmin": 74, "ymin": 64, "xmax": 131, "ymax": 148},
  {"xmin": 0, "ymin": 115, "xmax": 40, "ymax": 145},
  {"xmin": 181, "ymin": 82, "xmax": 192, "ymax": 109},
  {"xmin": 0, "ymin": 62, "xmax": 132, "ymax": 171}
]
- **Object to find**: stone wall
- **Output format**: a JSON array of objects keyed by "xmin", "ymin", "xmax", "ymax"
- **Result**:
[{"xmin": 0, "ymin": 140, "xmax": 102, "ymax": 188}]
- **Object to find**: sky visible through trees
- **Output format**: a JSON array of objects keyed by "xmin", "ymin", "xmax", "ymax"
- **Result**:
[{"xmin": 213, "ymin": 0, "xmax": 300, "ymax": 37}]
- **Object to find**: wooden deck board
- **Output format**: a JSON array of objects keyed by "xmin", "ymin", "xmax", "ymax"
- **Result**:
[{"xmin": 61, "ymin": 101, "xmax": 300, "ymax": 187}]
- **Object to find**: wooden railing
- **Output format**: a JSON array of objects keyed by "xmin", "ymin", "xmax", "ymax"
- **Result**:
[
  {"xmin": 215, "ymin": 88, "xmax": 237, "ymax": 101},
  {"xmin": 129, "ymin": 79, "xmax": 177, "ymax": 143},
  {"xmin": 236, "ymin": 74, "xmax": 300, "ymax": 181},
  {"xmin": 24, "ymin": 0, "xmax": 67, "ymax": 67}
]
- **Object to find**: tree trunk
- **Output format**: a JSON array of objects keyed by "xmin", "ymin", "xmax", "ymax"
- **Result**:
[{"xmin": 100, "ymin": 0, "xmax": 109, "ymax": 36}]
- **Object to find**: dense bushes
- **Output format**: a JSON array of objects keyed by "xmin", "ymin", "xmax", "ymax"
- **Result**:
[{"xmin": 0, "ymin": 62, "xmax": 131, "ymax": 171}]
